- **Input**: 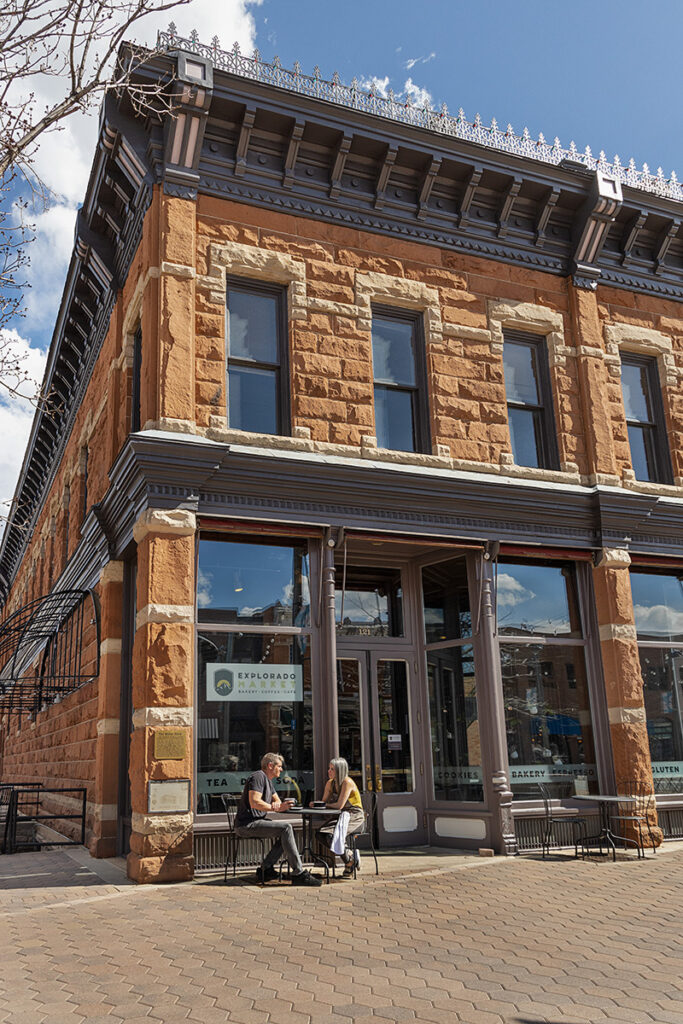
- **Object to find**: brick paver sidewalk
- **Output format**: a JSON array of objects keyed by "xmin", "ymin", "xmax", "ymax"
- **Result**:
[{"xmin": 1, "ymin": 845, "xmax": 682, "ymax": 1023}]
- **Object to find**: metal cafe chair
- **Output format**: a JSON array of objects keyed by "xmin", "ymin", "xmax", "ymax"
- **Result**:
[
  {"xmin": 538, "ymin": 783, "xmax": 588, "ymax": 859},
  {"xmin": 347, "ymin": 790, "xmax": 380, "ymax": 879},
  {"xmin": 611, "ymin": 781, "xmax": 656, "ymax": 858},
  {"xmin": 221, "ymin": 794, "xmax": 271, "ymax": 885}
]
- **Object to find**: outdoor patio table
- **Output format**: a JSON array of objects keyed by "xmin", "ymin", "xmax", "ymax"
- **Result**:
[
  {"xmin": 282, "ymin": 807, "xmax": 341, "ymax": 882},
  {"xmin": 573, "ymin": 794, "xmax": 641, "ymax": 860}
]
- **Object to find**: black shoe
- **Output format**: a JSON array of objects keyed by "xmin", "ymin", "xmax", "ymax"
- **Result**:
[
  {"xmin": 256, "ymin": 866, "xmax": 278, "ymax": 884},
  {"xmin": 291, "ymin": 869, "xmax": 322, "ymax": 887}
]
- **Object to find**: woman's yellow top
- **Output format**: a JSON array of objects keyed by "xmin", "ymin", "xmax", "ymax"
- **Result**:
[{"xmin": 331, "ymin": 778, "xmax": 362, "ymax": 809}]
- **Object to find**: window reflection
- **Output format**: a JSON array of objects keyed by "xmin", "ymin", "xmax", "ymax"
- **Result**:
[
  {"xmin": 336, "ymin": 659, "xmax": 364, "ymax": 790},
  {"xmin": 377, "ymin": 660, "xmax": 413, "ymax": 793},
  {"xmin": 197, "ymin": 539, "xmax": 310, "ymax": 627},
  {"xmin": 422, "ymin": 558, "xmax": 471, "ymax": 644},
  {"xmin": 334, "ymin": 566, "xmax": 403, "ymax": 637},
  {"xmin": 631, "ymin": 573, "xmax": 683, "ymax": 642},
  {"xmin": 428, "ymin": 645, "xmax": 483, "ymax": 801},
  {"xmin": 501, "ymin": 643, "xmax": 596, "ymax": 798},
  {"xmin": 497, "ymin": 561, "xmax": 582, "ymax": 637}
]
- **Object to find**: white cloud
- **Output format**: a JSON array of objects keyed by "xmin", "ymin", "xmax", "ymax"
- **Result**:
[
  {"xmin": 357, "ymin": 73, "xmax": 432, "ymax": 109},
  {"xmin": 404, "ymin": 52, "xmax": 436, "ymax": 71},
  {"xmin": 358, "ymin": 75, "xmax": 391, "ymax": 98},
  {"xmin": 0, "ymin": 330, "xmax": 47, "ymax": 514},
  {"xmin": 197, "ymin": 568, "xmax": 213, "ymax": 608},
  {"xmin": 497, "ymin": 573, "xmax": 535, "ymax": 609},
  {"xmin": 403, "ymin": 77, "xmax": 433, "ymax": 109},
  {"xmin": 15, "ymin": 1, "xmax": 261, "ymax": 348},
  {"xmin": 634, "ymin": 603, "xmax": 683, "ymax": 637}
]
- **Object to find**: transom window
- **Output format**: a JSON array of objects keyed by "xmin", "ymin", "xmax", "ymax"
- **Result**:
[
  {"xmin": 503, "ymin": 333, "xmax": 558, "ymax": 469},
  {"xmin": 371, "ymin": 307, "xmax": 429, "ymax": 453},
  {"xmin": 621, "ymin": 355, "xmax": 671, "ymax": 483},
  {"xmin": 226, "ymin": 278, "xmax": 289, "ymax": 435}
]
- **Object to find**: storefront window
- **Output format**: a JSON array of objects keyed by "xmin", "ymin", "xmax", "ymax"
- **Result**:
[
  {"xmin": 335, "ymin": 566, "xmax": 403, "ymax": 637},
  {"xmin": 427, "ymin": 645, "xmax": 483, "ymax": 801},
  {"xmin": 422, "ymin": 557, "xmax": 471, "ymax": 644},
  {"xmin": 497, "ymin": 561, "xmax": 597, "ymax": 799},
  {"xmin": 497, "ymin": 562, "xmax": 582, "ymax": 638},
  {"xmin": 196, "ymin": 536, "xmax": 313, "ymax": 816},
  {"xmin": 422, "ymin": 558, "xmax": 482, "ymax": 803},
  {"xmin": 631, "ymin": 571, "xmax": 683, "ymax": 793},
  {"xmin": 197, "ymin": 539, "xmax": 310, "ymax": 627},
  {"xmin": 196, "ymin": 630, "xmax": 313, "ymax": 814}
]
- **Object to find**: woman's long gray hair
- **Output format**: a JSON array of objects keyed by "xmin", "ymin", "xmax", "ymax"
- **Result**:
[{"xmin": 329, "ymin": 757, "xmax": 349, "ymax": 790}]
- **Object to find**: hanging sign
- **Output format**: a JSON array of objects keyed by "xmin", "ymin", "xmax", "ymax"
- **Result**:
[{"xmin": 206, "ymin": 663, "xmax": 303, "ymax": 702}]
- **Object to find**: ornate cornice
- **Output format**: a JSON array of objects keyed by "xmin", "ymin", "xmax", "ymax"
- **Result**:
[{"xmin": 158, "ymin": 28, "xmax": 682, "ymax": 204}]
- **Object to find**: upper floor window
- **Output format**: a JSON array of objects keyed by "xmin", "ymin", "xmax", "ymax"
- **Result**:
[
  {"xmin": 503, "ymin": 333, "xmax": 558, "ymax": 469},
  {"xmin": 226, "ymin": 278, "xmax": 289, "ymax": 435},
  {"xmin": 131, "ymin": 325, "xmax": 142, "ymax": 433},
  {"xmin": 621, "ymin": 355, "xmax": 671, "ymax": 483},
  {"xmin": 371, "ymin": 307, "xmax": 429, "ymax": 453}
]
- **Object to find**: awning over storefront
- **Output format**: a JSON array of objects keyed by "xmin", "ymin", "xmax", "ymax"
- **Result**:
[{"xmin": 0, "ymin": 590, "xmax": 99, "ymax": 718}]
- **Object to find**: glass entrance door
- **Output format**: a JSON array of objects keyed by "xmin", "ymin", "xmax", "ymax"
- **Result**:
[{"xmin": 337, "ymin": 651, "xmax": 427, "ymax": 847}]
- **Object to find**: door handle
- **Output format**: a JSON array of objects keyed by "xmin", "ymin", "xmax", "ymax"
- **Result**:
[
  {"xmin": 365, "ymin": 764, "xmax": 373, "ymax": 791},
  {"xmin": 375, "ymin": 773, "xmax": 383, "ymax": 792}
]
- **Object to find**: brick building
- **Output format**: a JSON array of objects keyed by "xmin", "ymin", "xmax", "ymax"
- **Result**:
[{"xmin": 1, "ymin": 33, "xmax": 683, "ymax": 882}]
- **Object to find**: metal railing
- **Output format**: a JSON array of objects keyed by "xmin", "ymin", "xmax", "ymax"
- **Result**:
[
  {"xmin": 1, "ymin": 785, "xmax": 87, "ymax": 854},
  {"xmin": 157, "ymin": 27, "xmax": 683, "ymax": 203}
]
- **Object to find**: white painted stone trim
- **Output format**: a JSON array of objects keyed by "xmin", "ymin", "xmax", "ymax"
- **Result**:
[
  {"xmin": 132, "ymin": 706, "xmax": 193, "ymax": 729},
  {"xmin": 100, "ymin": 638, "xmax": 122, "ymax": 656},
  {"xmin": 608, "ymin": 706, "xmax": 647, "ymax": 725},
  {"xmin": 160, "ymin": 261, "xmax": 196, "ymax": 279},
  {"xmin": 595, "ymin": 548, "xmax": 631, "ymax": 569},
  {"xmin": 355, "ymin": 271, "xmax": 443, "ymax": 346},
  {"xmin": 604, "ymin": 323, "xmax": 679, "ymax": 388},
  {"xmin": 133, "ymin": 508, "xmax": 197, "ymax": 542},
  {"xmin": 93, "ymin": 803, "xmax": 118, "ymax": 821},
  {"xmin": 97, "ymin": 718, "xmax": 120, "ymax": 736},
  {"xmin": 599, "ymin": 623, "xmax": 637, "ymax": 642},
  {"xmin": 136, "ymin": 604, "xmax": 194, "ymax": 629},
  {"xmin": 99, "ymin": 561, "xmax": 124, "ymax": 585},
  {"xmin": 198, "ymin": 240, "xmax": 307, "ymax": 320},
  {"xmin": 487, "ymin": 299, "xmax": 567, "ymax": 364},
  {"xmin": 131, "ymin": 811, "xmax": 193, "ymax": 835}
]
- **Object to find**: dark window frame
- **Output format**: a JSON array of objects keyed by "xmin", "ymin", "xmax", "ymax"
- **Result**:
[
  {"xmin": 503, "ymin": 330, "xmax": 559, "ymax": 470},
  {"xmin": 131, "ymin": 324, "xmax": 142, "ymax": 433},
  {"xmin": 371, "ymin": 304, "xmax": 431, "ymax": 454},
  {"xmin": 226, "ymin": 276, "xmax": 290, "ymax": 436},
  {"xmin": 620, "ymin": 353, "xmax": 672, "ymax": 484}
]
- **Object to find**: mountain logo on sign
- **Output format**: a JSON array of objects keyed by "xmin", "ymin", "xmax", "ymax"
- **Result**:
[{"xmin": 214, "ymin": 670, "xmax": 234, "ymax": 696}]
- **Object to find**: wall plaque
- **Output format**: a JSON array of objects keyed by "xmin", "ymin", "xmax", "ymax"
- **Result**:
[
  {"xmin": 148, "ymin": 779, "xmax": 191, "ymax": 814},
  {"xmin": 154, "ymin": 730, "xmax": 187, "ymax": 760}
]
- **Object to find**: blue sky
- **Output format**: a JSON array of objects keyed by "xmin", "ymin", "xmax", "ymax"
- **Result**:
[{"xmin": 1, "ymin": 0, "xmax": 681, "ymax": 515}]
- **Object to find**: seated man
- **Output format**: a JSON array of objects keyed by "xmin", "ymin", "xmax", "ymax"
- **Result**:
[{"xmin": 235, "ymin": 752, "xmax": 321, "ymax": 887}]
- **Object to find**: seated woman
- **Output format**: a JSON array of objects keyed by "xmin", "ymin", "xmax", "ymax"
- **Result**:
[{"xmin": 315, "ymin": 757, "xmax": 365, "ymax": 877}]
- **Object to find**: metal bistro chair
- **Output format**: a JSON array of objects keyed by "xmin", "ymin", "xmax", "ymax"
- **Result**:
[
  {"xmin": 346, "ymin": 790, "xmax": 379, "ymax": 879},
  {"xmin": 611, "ymin": 781, "xmax": 656, "ymax": 858},
  {"xmin": 221, "ymin": 794, "xmax": 272, "ymax": 885},
  {"xmin": 538, "ymin": 783, "xmax": 588, "ymax": 859}
]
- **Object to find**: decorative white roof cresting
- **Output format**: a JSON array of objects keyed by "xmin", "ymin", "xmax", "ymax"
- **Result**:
[{"xmin": 158, "ymin": 27, "xmax": 682, "ymax": 205}]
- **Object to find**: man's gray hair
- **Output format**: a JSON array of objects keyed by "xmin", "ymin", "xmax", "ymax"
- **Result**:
[
  {"xmin": 261, "ymin": 752, "xmax": 284, "ymax": 770},
  {"xmin": 329, "ymin": 757, "xmax": 349, "ymax": 789}
]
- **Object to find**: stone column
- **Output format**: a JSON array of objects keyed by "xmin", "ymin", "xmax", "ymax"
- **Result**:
[
  {"xmin": 592, "ymin": 547, "xmax": 661, "ymax": 847},
  {"xmin": 147, "ymin": 193, "xmax": 197, "ymax": 432},
  {"xmin": 89, "ymin": 560, "xmax": 124, "ymax": 858},
  {"xmin": 321, "ymin": 536, "xmax": 339, "ymax": 758},
  {"xmin": 567, "ymin": 283, "xmax": 620, "ymax": 485},
  {"xmin": 127, "ymin": 508, "xmax": 196, "ymax": 883},
  {"xmin": 477, "ymin": 556, "xmax": 516, "ymax": 855}
]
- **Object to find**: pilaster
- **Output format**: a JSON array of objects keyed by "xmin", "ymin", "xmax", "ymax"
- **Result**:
[
  {"xmin": 568, "ymin": 283, "xmax": 620, "ymax": 484},
  {"xmin": 127, "ymin": 509, "xmax": 197, "ymax": 882},
  {"xmin": 592, "ymin": 547, "xmax": 661, "ymax": 847},
  {"xmin": 89, "ymin": 560, "xmax": 124, "ymax": 858}
]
